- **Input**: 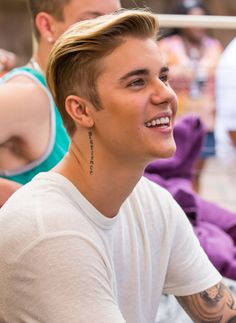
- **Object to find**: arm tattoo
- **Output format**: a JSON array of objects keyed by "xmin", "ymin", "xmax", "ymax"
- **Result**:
[
  {"xmin": 176, "ymin": 282, "xmax": 236, "ymax": 322},
  {"xmin": 200, "ymin": 284, "xmax": 224, "ymax": 304}
]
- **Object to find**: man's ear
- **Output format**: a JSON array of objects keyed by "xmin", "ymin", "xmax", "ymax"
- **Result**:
[
  {"xmin": 65, "ymin": 95, "xmax": 94, "ymax": 128},
  {"xmin": 35, "ymin": 12, "xmax": 55, "ymax": 44}
]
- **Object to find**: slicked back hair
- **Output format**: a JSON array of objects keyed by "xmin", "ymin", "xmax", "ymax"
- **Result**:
[
  {"xmin": 46, "ymin": 9, "xmax": 159, "ymax": 136},
  {"xmin": 27, "ymin": 0, "xmax": 71, "ymax": 40}
]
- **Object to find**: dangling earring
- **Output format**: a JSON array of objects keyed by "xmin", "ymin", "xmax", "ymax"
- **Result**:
[{"xmin": 88, "ymin": 129, "xmax": 94, "ymax": 175}]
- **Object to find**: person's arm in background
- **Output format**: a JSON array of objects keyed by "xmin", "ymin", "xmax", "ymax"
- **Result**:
[
  {"xmin": 177, "ymin": 281, "xmax": 236, "ymax": 322},
  {"xmin": 0, "ymin": 178, "xmax": 21, "ymax": 207},
  {"xmin": 0, "ymin": 63, "xmax": 58, "ymax": 196},
  {"xmin": 0, "ymin": 74, "xmax": 53, "ymax": 167}
]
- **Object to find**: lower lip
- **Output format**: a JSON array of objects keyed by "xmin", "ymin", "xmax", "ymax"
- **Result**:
[{"xmin": 147, "ymin": 124, "xmax": 173, "ymax": 134}]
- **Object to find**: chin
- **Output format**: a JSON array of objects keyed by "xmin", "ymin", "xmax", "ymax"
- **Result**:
[{"xmin": 152, "ymin": 143, "xmax": 176, "ymax": 160}]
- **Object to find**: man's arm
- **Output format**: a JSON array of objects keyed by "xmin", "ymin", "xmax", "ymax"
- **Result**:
[
  {"xmin": 176, "ymin": 281, "xmax": 236, "ymax": 322},
  {"xmin": 0, "ymin": 77, "xmax": 51, "ymax": 157},
  {"xmin": 0, "ymin": 80, "xmax": 41, "ymax": 141}
]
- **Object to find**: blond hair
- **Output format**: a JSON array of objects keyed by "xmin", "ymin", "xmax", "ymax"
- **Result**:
[{"xmin": 46, "ymin": 9, "xmax": 159, "ymax": 135}]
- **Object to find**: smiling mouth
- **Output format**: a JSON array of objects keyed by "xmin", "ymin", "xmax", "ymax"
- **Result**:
[{"xmin": 145, "ymin": 116, "xmax": 170, "ymax": 128}]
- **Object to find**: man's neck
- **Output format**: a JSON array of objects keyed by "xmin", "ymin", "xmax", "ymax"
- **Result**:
[
  {"xmin": 32, "ymin": 40, "xmax": 53, "ymax": 73},
  {"xmin": 54, "ymin": 143, "xmax": 144, "ymax": 218}
]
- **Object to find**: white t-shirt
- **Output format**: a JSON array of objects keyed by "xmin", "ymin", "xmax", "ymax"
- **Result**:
[
  {"xmin": 215, "ymin": 36, "xmax": 236, "ymax": 164},
  {"xmin": 0, "ymin": 172, "xmax": 221, "ymax": 323}
]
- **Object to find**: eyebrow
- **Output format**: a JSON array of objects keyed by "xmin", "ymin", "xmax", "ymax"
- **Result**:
[
  {"xmin": 160, "ymin": 66, "xmax": 169, "ymax": 74},
  {"xmin": 119, "ymin": 66, "xmax": 169, "ymax": 82},
  {"xmin": 83, "ymin": 11, "xmax": 106, "ymax": 17}
]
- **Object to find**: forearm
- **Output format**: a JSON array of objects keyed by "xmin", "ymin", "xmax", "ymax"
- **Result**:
[{"xmin": 177, "ymin": 281, "xmax": 236, "ymax": 322}]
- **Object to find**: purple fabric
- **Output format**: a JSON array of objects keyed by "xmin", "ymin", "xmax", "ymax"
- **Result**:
[
  {"xmin": 197, "ymin": 197, "xmax": 236, "ymax": 244},
  {"xmin": 145, "ymin": 114, "xmax": 205, "ymax": 180},
  {"xmin": 144, "ymin": 115, "xmax": 236, "ymax": 280},
  {"xmin": 194, "ymin": 223, "xmax": 236, "ymax": 279}
]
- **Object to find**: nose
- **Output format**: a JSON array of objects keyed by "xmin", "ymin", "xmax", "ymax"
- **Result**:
[{"xmin": 150, "ymin": 79, "xmax": 177, "ymax": 106}]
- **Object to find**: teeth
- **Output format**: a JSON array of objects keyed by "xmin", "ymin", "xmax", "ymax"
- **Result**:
[
  {"xmin": 160, "ymin": 117, "xmax": 166, "ymax": 123},
  {"xmin": 145, "ymin": 116, "xmax": 170, "ymax": 127}
]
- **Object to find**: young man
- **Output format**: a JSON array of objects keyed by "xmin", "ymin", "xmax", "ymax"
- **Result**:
[
  {"xmin": 0, "ymin": 0, "xmax": 121, "ymax": 206},
  {"xmin": 0, "ymin": 0, "xmax": 120, "ymax": 193},
  {"xmin": 1, "ymin": 9, "xmax": 236, "ymax": 322}
]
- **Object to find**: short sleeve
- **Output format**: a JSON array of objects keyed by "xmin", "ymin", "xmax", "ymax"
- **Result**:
[{"xmin": 163, "ymin": 200, "xmax": 222, "ymax": 296}]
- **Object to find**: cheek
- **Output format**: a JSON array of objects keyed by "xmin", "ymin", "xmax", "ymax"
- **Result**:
[
  {"xmin": 97, "ymin": 88, "xmax": 149, "ymax": 130},
  {"xmin": 170, "ymin": 93, "xmax": 178, "ymax": 118}
]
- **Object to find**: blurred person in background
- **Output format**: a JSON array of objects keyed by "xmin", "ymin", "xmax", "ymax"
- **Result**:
[
  {"xmin": 0, "ymin": 0, "xmax": 121, "ymax": 205},
  {"xmin": 159, "ymin": 0, "xmax": 223, "ymax": 192},
  {"xmin": 215, "ymin": 36, "xmax": 236, "ymax": 195}
]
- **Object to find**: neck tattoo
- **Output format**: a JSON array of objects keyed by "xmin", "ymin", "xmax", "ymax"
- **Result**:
[{"xmin": 88, "ymin": 129, "xmax": 94, "ymax": 175}]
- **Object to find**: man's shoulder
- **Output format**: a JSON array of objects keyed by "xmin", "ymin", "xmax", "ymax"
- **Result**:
[
  {"xmin": 136, "ymin": 176, "xmax": 171, "ymax": 197},
  {"xmin": 0, "ymin": 180, "xmax": 44, "ymax": 261},
  {"xmin": 0, "ymin": 66, "xmax": 52, "ymax": 128},
  {"xmin": 1, "ymin": 66, "xmax": 47, "ymax": 98},
  {"xmin": 0, "ymin": 173, "xmax": 73, "ymax": 216},
  {"xmin": 130, "ymin": 176, "xmax": 175, "ymax": 217},
  {"xmin": 0, "ymin": 173, "xmax": 100, "ymax": 261}
]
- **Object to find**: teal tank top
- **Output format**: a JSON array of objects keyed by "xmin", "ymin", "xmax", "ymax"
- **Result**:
[{"xmin": 0, "ymin": 66, "xmax": 70, "ymax": 184}]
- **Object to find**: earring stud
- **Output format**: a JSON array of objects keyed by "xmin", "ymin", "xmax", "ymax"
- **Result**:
[{"xmin": 47, "ymin": 36, "xmax": 54, "ymax": 44}]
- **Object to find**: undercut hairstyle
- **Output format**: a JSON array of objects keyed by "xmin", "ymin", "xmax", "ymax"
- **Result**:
[
  {"xmin": 46, "ymin": 9, "xmax": 159, "ymax": 136},
  {"xmin": 27, "ymin": 0, "xmax": 71, "ymax": 40}
]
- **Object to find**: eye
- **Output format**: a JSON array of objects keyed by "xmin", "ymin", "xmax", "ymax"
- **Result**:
[
  {"xmin": 128, "ymin": 78, "xmax": 145, "ymax": 88},
  {"xmin": 159, "ymin": 73, "xmax": 170, "ymax": 84}
]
